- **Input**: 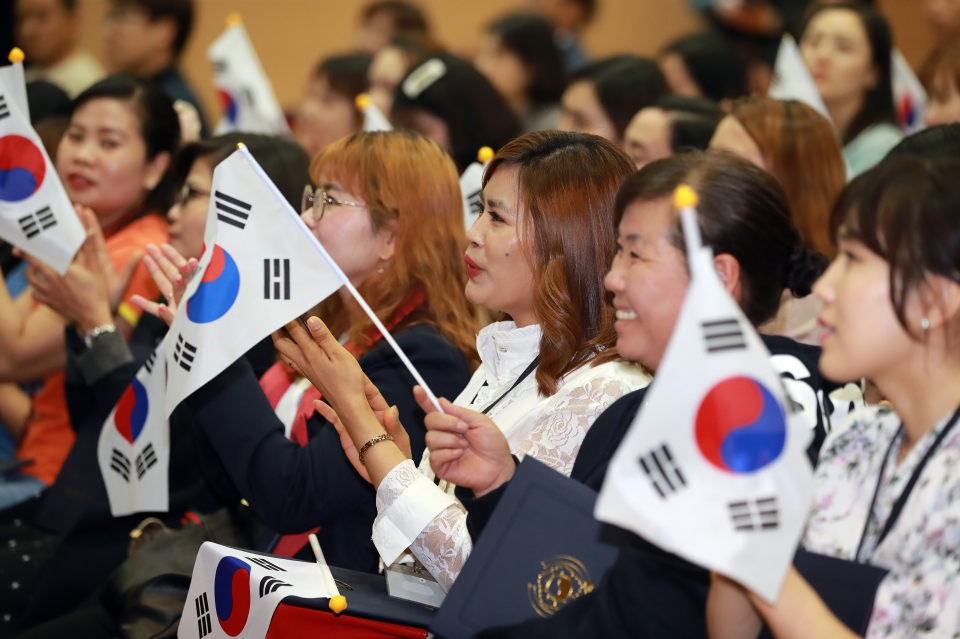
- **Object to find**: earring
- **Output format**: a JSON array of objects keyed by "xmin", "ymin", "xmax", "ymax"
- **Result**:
[
  {"xmin": 921, "ymin": 317, "xmax": 931, "ymax": 331},
  {"xmin": 378, "ymin": 255, "xmax": 386, "ymax": 275}
]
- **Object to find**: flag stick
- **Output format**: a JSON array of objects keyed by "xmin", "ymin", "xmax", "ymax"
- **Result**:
[
  {"xmin": 309, "ymin": 533, "xmax": 347, "ymax": 614},
  {"xmin": 237, "ymin": 145, "xmax": 446, "ymax": 413}
]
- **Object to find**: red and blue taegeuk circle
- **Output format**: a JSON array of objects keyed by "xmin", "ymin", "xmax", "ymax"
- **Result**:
[
  {"xmin": 0, "ymin": 135, "xmax": 46, "ymax": 202},
  {"xmin": 214, "ymin": 556, "xmax": 251, "ymax": 636},
  {"xmin": 186, "ymin": 245, "xmax": 241, "ymax": 324},
  {"xmin": 114, "ymin": 379, "xmax": 149, "ymax": 445},
  {"xmin": 217, "ymin": 89, "xmax": 239, "ymax": 124},
  {"xmin": 694, "ymin": 376, "xmax": 786, "ymax": 473}
]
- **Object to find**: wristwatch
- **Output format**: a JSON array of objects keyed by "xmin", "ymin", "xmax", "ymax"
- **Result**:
[{"xmin": 84, "ymin": 322, "xmax": 117, "ymax": 348}]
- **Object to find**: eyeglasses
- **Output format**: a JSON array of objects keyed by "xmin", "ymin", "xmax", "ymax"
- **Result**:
[
  {"xmin": 302, "ymin": 185, "xmax": 366, "ymax": 223},
  {"xmin": 176, "ymin": 183, "xmax": 211, "ymax": 208}
]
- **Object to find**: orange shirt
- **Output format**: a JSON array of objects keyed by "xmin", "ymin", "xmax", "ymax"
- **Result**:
[{"xmin": 17, "ymin": 213, "xmax": 168, "ymax": 485}]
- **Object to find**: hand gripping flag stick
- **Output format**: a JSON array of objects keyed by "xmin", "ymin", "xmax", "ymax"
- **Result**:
[
  {"xmin": 237, "ymin": 144, "xmax": 446, "ymax": 413},
  {"xmin": 309, "ymin": 533, "xmax": 347, "ymax": 613}
]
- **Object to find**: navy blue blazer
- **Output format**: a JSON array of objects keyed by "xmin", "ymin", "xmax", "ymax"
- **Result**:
[{"xmin": 186, "ymin": 323, "xmax": 474, "ymax": 573}]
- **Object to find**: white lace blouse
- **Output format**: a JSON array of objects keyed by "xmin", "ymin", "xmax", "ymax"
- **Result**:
[{"xmin": 371, "ymin": 321, "xmax": 651, "ymax": 591}]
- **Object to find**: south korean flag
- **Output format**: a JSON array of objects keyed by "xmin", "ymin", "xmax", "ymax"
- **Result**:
[
  {"xmin": 164, "ymin": 146, "xmax": 344, "ymax": 416},
  {"xmin": 0, "ymin": 72, "xmax": 84, "ymax": 274},
  {"xmin": 595, "ymin": 186, "xmax": 813, "ymax": 603},
  {"xmin": 179, "ymin": 542, "xmax": 333, "ymax": 639},
  {"xmin": 208, "ymin": 15, "xmax": 290, "ymax": 136},
  {"xmin": 98, "ymin": 341, "xmax": 170, "ymax": 516}
]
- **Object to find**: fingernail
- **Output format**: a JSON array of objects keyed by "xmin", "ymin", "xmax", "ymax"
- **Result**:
[
  {"xmin": 158, "ymin": 306, "xmax": 166, "ymax": 314},
  {"xmin": 307, "ymin": 317, "xmax": 321, "ymax": 330},
  {"xmin": 457, "ymin": 421, "xmax": 468, "ymax": 432},
  {"xmin": 180, "ymin": 264, "xmax": 189, "ymax": 272}
]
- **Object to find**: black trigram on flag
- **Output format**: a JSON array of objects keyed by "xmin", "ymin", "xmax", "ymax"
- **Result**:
[
  {"xmin": 702, "ymin": 318, "xmax": 746, "ymax": 353},
  {"xmin": 247, "ymin": 556, "xmax": 286, "ymax": 571},
  {"xmin": 729, "ymin": 497, "xmax": 779, "ymax": 531},
  {"xmin": 195, "ymin": 592, "xmax": 212, "ymax": 638},
  {"xmin": 135, "ymin": 443, "xmax": 158, "ymax": 479},
  {"xmin": 638, "ymin": 444, "xmax": 687, "ymax": 498},
  {"xmin": 259, "ymin": 575, "xmax": 292, "ymax": 597},
  {"xmin": 264, "ymin": 259, "xmax": 290, "ymax": 300},
  {"xmin": 215, "ymin": 191, "xmax": 251, "ymax": 229},
  {"xmin": 143, "ymin": 350, "xmax": 157, "ymax": 374},
  {"xmin": 0, "ymin": 95, "xmax": 8, "ymax": 120},
  {"xmin": 18, "ymin": 207, "xmax": 57, "ymax": 239},
  {"xmin": 213, "ymin": 60, "xmax": 227, "ymax": 74},
  {"xmin": 110, "ymin": 448, "xmax": 131, "ymax": 482},
  {"xmin": 174, "ymin": 334, "xmax": 197, "ymax": 372},
  {"xmin": 466, "ymin": 189, "xmax": 482, "ymax": 215}
]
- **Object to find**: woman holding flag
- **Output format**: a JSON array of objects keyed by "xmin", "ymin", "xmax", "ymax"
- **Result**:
[
  {"xmin": 707, "ymin": 158, "xmax": 960, "ymax": 639},
  {"xmin": 274, "ymin": 130, "xmax": 652, "ymax": 592}
]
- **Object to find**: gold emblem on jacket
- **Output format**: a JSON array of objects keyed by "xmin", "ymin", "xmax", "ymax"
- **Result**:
[{"xmin": 528, "ymin": 556, "xmax": 595, "ymax": 617}]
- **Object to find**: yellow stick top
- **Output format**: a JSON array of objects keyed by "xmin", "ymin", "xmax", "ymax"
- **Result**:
[
  {"xmin": 8, "ymin": 47, "xmax": 25, "ymax": 64},
  {"xmin": 355, "ymin": 93, "xmax": 371, "ymax": 110},
  {"xmin": 673, "ymin": 184, "xmax": 699, "ymax": 209},
  {"xmin": 226, "ymin": 12, "xmax": 242, "ymax": 27},
  {"xmin": 477, "ymin": 146, "xmax": 494, "ymax": 163}
]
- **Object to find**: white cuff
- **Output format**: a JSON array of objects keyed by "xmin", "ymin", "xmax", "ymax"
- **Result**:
[{"xmin": 373, "ymin": 469, "xmax": 457, "ymax": 565}]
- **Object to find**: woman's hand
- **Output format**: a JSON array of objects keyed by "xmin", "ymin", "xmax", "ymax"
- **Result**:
[
  {"xmin": 706, "ymin": 572, "xmax": 763, "ymax": 639},
  {"xmin": 75, "ymin": 205, "xmax": 143, "ymax": 312},
  {"xmin": 415, "ymin": 386, "xmax": 515, "ymax": 496},
  {"xmin": 317, "ymin": 398, "xmax": 411, "ymax": 483},
  {"xmin": 130, "ymin": 243, "xmax": 198, "ymax": 326},
  {"xmin": 24, "ymin": 252, "xmax": 113, "ymax": 334}
]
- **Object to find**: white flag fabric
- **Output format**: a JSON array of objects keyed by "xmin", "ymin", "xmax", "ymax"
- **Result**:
[
  {"xmin": 164, "ymin": 147, "xmax": 344, "ymax": 416},
  {"xmin": 460, "ymin": 160, "xmax": 487, "ymax": 231},
  {"xmin": 768, "ymin": 34, "xmax": 830, "ymax": 120},
  {"xmin": 892, "ymin": 48, "xmax": 927, "ymax": 134},
  {"xmin": 594, "ymin": 198, "xmax": 813, "ymax": 603},
  {"xmin": 208, "ymin": 22, "xmax": 289, "ymax": 136},
  {"xmin": 0, "ymin": 74, "xmax": 84, "ymax": 274},
  {"xmin": 98, "ymin": 341, "xmax": 170, "ymax": 516},
  {"xmin": 0, "ymin": 55, "xmax": 29, "ymax": 118},
  {"xmin": 178, "ymin": 542, "xmax": 333, "ymax": 639}
]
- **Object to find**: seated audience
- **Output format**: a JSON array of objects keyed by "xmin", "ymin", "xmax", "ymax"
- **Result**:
[
  {"xmin": 293, "ymin": 53, "xmax": 373, "ymax": 158},
  {"xmin": 559, "ymin": 55, "xmax": 668, "ymax": 147},
  {"xmin": 446, "ymin": 152, "xmax": 851, "ymax": 639},
  {"xmin": 274, "ymin": 130, "xmax": 652, "ymax": 591},
  {"xmin": 101, "ymin": 0, "xmax": 209, "ymax": 136},
  {"xmin": 527, "ymin": 0, "xmax": 595, "ymax": 73},
  {"xmin": 710, "ymin": 98, "xmax": 844, "ymax": 343},
  {"xmin": 368, "ymin": 32, "xmax": 442, "ymax": 117},
  {"xmin": 0, "ymin": 133, "xmax": 307, "ymax": 633},
  {"xmin": 623, "ymin": 96, "xmax": 723, "ymax": 168},
  {"xmin": 708, "ymin": 156, "xmax": 960, "ymax": 639},
  {"xmin": 0, "ymin": 74, "xmax": 177, "ymax": 509},
  {"xmin": 15, "ymin": 0, "xmax": 105, "ymax": 97},
  {"xmin": 475, "ymin": 13, "xmax": 565, "ymax": 133},
  {"xmin": 660, "ymin": 31, "xmax": 749, "ymax": 106},
  {"xmin": 391, "ymin": 53, "xmax": 520, "ymax": 171},
  {"xmin": 798, "ymin": 2, "xmax": 902, "ymax": 176},
  {"xmin": 355, "ymin": 0, "xmax": 430, "ymax": 54}
]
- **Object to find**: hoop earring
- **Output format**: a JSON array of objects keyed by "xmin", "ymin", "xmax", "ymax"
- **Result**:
[{"xmin": 921, "ymin": 317, "xmax": 931, "ymax": 331}]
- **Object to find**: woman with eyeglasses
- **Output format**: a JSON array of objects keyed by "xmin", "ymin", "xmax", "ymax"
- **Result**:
[
  {"xmin": 2, "ymin": 133, "xmax": 309, "ymax": 631},
  {"xmin": 132, "ymin": 130, "xmax": 480, "ymax": 574}
]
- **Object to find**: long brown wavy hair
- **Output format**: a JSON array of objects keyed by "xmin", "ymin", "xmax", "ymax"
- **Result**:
[
  {"xmin": 310, "ymin": 130, "xmax": 480, "ymax": 366},
  {"xmin": 729, "ymin": 97, "xmax": 846, "ymax": 258},
  {"xmin": 484, "ymin": 131, "xmax": 634, "ymax": 396}
]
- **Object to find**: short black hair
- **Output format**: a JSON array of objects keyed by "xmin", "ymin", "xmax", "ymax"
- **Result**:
[
  {"xmin": 568, "ymin": 55, "xmax": 668, "ymax": 140},
  {"xmin": 362, "ymin": 1, "xmax": 428, "ymax": 34},
  {"xmin": 73, "ymin": 73, "xmax": 181, "ymax": 215},
  {"xmin": 655, "ymin": 96, "xmax": 723, "ymax": 153},
  {"xmin": 885, "ymin": 124, "xmax": 960, "ymax": 161},
  {"xmin": 662, "ymin": 31, "xmax": 748, "ymax": 102},
  {"xmin": 315, "ymin": 53, "xmax": 374, "ymax": 101},
  {"xmin": 110, "ymin": 0, "xmax": 194, "ymax": 56},
  {"xmin": 488, "ymin": 13, "xmax": 565, "ymax": 107}
]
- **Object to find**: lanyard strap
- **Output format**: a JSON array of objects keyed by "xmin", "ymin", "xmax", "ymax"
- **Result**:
[
  {"xmin": 856, "ymin": 404, "xmax": 960, "ymax": 559},
  {"xmin": 476, "ymin": 357, "xmax": 540, "ymax": 415}
]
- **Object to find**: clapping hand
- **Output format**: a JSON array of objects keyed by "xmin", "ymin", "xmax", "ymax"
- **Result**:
[{"xmin": 130, "ymin": 243, "xmax": 198, "ymax": 326}]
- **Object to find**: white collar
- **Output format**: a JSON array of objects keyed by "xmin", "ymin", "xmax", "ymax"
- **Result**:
[{"xmin": 476, "ymin": 321, "xmax": 542, "ymax": 386}]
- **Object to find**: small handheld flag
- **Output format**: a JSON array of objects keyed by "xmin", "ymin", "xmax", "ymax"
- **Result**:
[
  {"xmin": 460, "ymin": 146, "xmax": 494, "ymax": 231},
  {"xmin": 0, "ymin": 73, "xmax": 84, "ymax": 274},
  {"xmin": 892, "ymin": 49, "xmax": 927, "ymax": 134},
  {"xmin": 98, "ymin": 341, "xmax": 170, "ymax": 516},
  {"xmin": 178, "ymin": 542, "xmax": 334, "ymax": 639},
  {"xmin": 594, "ymin": 185, "xmax": 813, "ymax": 603},
  {"xmin": 208, "ymin": 15, "xmax": 289, "ymax": 135},
  {"xmin": 1, "ymin": 48, "xmax": 28, "ymax": 119},
  {"xmin": 768, "ymin": 35, "xmax": 830, "ymax": 120},
  {"xmin": 356, "ymin": 93, "xmax": 392, "ymax": 132}
]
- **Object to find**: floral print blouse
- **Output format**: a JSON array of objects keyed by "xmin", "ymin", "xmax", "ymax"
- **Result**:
[{"xmin": 803, "ymin": 405, "xmax": 960, "ymax": 638}]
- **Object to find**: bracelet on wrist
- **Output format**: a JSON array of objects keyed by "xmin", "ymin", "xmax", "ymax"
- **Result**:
[
  {"xmin": 83, "ymin": 322, "xmax": 118, "ymax": 348},
  {"xmin": 358, "ymin": 434, "xmax": 393, "ymax": 466}
]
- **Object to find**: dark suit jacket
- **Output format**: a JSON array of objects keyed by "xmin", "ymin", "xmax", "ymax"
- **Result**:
[
  {"xmin": 465, "ymin": 335, "xmax": 835, "ymax": 639},
  {"xmin": 186, "ymin": 323, "xmax": 474, "ymax": 573}
]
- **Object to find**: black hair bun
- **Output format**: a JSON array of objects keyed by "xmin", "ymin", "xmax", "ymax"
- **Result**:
[{"xmin": 785, "ymin": 244, "xmax": 830, "ymax": 298}]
